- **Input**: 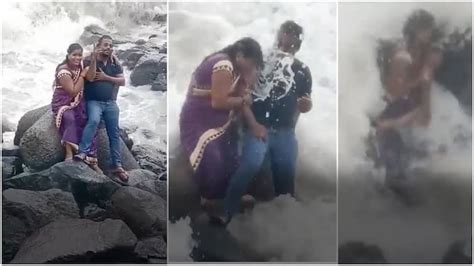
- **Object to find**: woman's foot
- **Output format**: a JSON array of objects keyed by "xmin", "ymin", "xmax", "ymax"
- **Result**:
[
  {"xmin": 90, "ymin": 164, "xmax": 103, "ymax": 175},
  {"xmin": 64, "ymin": 157, "xmax": 74, "ymax": 162}
]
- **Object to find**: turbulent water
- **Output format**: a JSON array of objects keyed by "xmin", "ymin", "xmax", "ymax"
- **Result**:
[
  {"xmin": 168, "ymin": 2, "xmax": 337, "ymax": 262},
  {"xmin": 1, "ymin": 2, "xmax": 167, "ymax": 150},
  {"xmin": 339, "ymin": 2, "xmax": 472, "ymax": 263}
]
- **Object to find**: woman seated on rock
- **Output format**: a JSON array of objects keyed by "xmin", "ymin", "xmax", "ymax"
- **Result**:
[
  {"xmin": 51, "ymin": 43, "xmax": 101, "ymax": 173},
  {"xmin": 179, "ymin": 37, "xmax": 263, "ymax": 214}
]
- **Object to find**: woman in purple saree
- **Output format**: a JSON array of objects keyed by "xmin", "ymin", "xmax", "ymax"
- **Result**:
[
  {"xmin": 51, "ymin": 43, "xmax": 100, "ymax": 173},
  {"xmin": 180, "ymin": 37, "xmax": 263, "ymax": 208}
]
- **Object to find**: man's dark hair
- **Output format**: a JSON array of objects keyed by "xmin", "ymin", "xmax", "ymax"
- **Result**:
[
  {"xmin": 98, "ymin": 35, "xmax": 113, "ymax": 45},
  {"xmin": 403, "ymin": 9, "xmax": 435, "ymax": 44},
  {"xmin": 279, "ymin": 20, "xmax": 303, "ymax": 37}
]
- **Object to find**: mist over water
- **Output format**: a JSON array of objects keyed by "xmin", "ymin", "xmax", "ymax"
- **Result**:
[
  {"xmin": 169, "ymin": 2, "xmax": 337, "ymax": 262},
  {"xmin": 339, "ymin": 2, "xmax": 471, "ymax": 263},
  {"xmin": 2, "ymin": 2, "xmax": 167, "ymax": 148}
]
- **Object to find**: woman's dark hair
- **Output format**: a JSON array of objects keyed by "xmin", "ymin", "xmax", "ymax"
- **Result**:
[
  {"xmin": 218, "ymin": 37, "xmax": 264, "ymax": 69},
  {"xmin": 403, "ymin": 9, "xmax": 435, "ymax": 45},
  {"xmin": 56, "ymin": 43, "xmax": 83, "ymax": 71}
]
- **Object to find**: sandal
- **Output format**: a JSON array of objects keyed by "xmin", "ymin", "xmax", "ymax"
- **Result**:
[{"xmin": 112, "ymin": 167, "xmax": 129, "ymax": 183}]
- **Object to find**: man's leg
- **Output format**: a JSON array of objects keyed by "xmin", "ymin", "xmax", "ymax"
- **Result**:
[
  {"xmin": 223, "ymin": 131, "xmax": 268, "ymax": 217},
  {"xmin": 78, "ymin": 101, "xmax": 103, "ymax": 156},
  {"xmin": 269, "ymin": 128, "xmax": 298, "ymax": 197},
  {"xmin": 102, "ymin": 101, "xmax": 122, "ymax": 169}
]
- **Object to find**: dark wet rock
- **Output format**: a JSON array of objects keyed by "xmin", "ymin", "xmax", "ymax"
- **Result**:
[
  {"xmin": 127, "ymin": 169, "xmax": 167, "ymax": 200},
  {"xmin": 2, "ymin": 189, "xmax": 79, "ymax": 262},
  {"xmin": 130, "ymin": 53, "xmax": 167, "ymax": 86},
  {"xmin": 11, "ymin": 218, "xmax": 138, "ymax": 263},
  {"xmin": 2, "ymin": 156, "xmax": 23, "ymax": 179},
  {"xmin": 3, "ymin": 161, "xmax": 121, "ymax": 209},
  {"xmin": 111, "ymin": 186, "xmax": 166, "ymax": 238},
  {"xmin": 442, "ymin": 239, "xmax": 472, "ymax": 264},
  {"xmin": 119, "ymin": 127, "xmax": 134, "ymax": 150},
  {"xmin": 131, "ymin": 144, "xmax": 167, "ymax": 176},
  {"xmin": 134, "ymin": 236, "xmax": 167, "ymax": 262},
  {"xmin": 14, "ymin": 105, "xmax": 49, "ymax": 145},
  {"xmin": 338, "ymin": 241, "xmax": 387, "ymax": 263},
  {"xmin": 116, "ymin": 46, "xmax": 146, "ymax": 69},
  {"xmin": 82, "ymin": 203, "xmax": 112, "ymax": 222},
  {"xmin": 151, "ymin": 73, "xmax": 167, "ymax": 92},
  {"xmin": 153, "ymin": 14, "xmax": 167, "ymax": 23},
  {"xmin": 136, "ymin": 39, "xmax": 147, "ymax": 45}
]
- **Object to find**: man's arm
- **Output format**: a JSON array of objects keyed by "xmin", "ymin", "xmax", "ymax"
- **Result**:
[{"xmin": 297, "ymin": 63, "xmax": 313, "ymax": 113}]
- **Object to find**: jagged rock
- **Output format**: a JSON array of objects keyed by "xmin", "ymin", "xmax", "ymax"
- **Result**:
[
  {"xmin": 130, "ymin": 53, "xmax": 167, "ymax": 86},
  {"xmin": 134, "ymin": 237, "xmax": 167, "ymax": 262},
  {"xmin": 151, "ymin": 73, "xmax": 167, "ymax": 92},
  {"xmin": 111, "ymin": 186, "xmax": 166, "ymax": 238},
  {"xmin": 127, "ymin": 169, "xmax": 167, "ymax": 200},
  {"xmin": 131, "ymin": 144, "xmax": 166, "ymax": 176},
  {"xmin": 2, "ymin": 189, "xmax": 79, "ymax": 262},
  {"xmin": 136, "ymin": 39, "xmax": 147, "ymax": 45},
  {"xmin": 2, "ymin": 156, "xmax": 23, "ymax": 179},
  {"xmin": 11, "ymin": 219, "xmax": 138, "ymax": 263},
  {"xmin": 14, "ymin": 105, "xmax": 49, "ymax": 145},
  {"xmin": 153, "ymin": 14, "xmax": 167, "ymax": 23},
  {"xmin": 3, "ymin": 161, "xmax": 121, "ymax": 208},
  {"xmin": 119, "ymin": 127, "xmax": 134, "ymax": 150}
]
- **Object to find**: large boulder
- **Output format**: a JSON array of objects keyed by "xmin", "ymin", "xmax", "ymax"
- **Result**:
[
  {"xmin": 19, "ymin": 110, "xmax": 139, "ymax": 172},
  {"xmin": 3, "ymin": 161, "xmax": 121, "ymax": 208},
  {"xmin": 134, "ymin": 236, "xmax": 167, "ymax": 263},
  {"xmin": 130, "ymin": 53, "xmax": 167, "ymax": 86},
  {"xmin": 11, "ymin": 219, "xmax": 138, "ymax": 263},
  {"xmin": 131, "ymin": 144, "xmax": 166, "ymax": 176},
  {"xmin": 2, "ymin": 189, "xmax": 79, "ymax": 262},
  {"xmin": 19, "ymin": 109, "xmax": 64, "ymax": 171},
  {"xmin": 127, "ymin": 169, "xmax": 167, "ymax": 200},
  {"xmin": 14, "ymin": 105, "xmax": 50, "ymax": 145},
  {"xmin": 2, "ymin": 156, "xmax": 23, "ymax": 179},
  {"xmin": 111, "ymin": 186, "xmax": 166, "ymax": 238}
]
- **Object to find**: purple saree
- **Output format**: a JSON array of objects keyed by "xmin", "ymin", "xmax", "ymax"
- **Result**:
[{"xmin": 180, "ymin": 53, "xmax": 240, "ymax": 199}]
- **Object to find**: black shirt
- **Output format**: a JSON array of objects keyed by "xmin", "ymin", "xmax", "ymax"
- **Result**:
[
  {"xmin": 252, "ymin": 50, "xmax": 312, "ymax": 129},
  {"xmin": 83, "ymin": 56, "xmax": 123, "ymax": 101}
]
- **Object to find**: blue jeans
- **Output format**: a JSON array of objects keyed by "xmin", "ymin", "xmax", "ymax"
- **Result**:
[
  {"xmin": 79, "ymin": 100, "xmax": 122, "ymax": 168},
  {"xmin": 223, "ymin": 128, "xmax": 298, "ymax": 217}
]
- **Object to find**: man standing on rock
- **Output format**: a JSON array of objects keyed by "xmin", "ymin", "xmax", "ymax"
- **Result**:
[{"xmin": 74, "ymin": 35, "xmax": 129, "ymax": 182}]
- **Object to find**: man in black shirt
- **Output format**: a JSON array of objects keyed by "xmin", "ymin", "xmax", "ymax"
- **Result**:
[
  {"xmin": 220, "ymin": 21, "xmax": 313, "ymax": 223},
  {"xmin": 74, "ymin": 35, "xmax": 128, "ymax": 182}
]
